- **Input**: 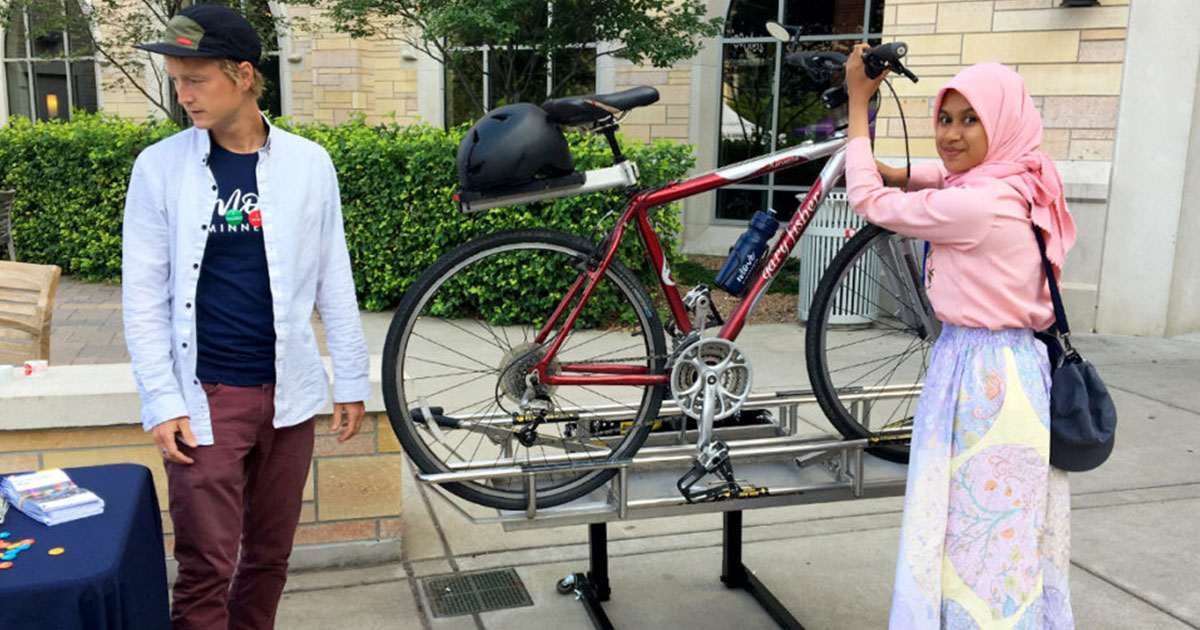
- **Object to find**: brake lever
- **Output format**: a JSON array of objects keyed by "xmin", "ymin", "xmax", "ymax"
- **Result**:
[{"xmin": 891, "ymin": 62, "xmax": 919, "ymax": 83}]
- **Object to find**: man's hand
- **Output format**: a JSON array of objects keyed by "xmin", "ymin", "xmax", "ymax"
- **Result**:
[
  {"xmin": 332, "ymin": 401, "xmax": 366, "ymax": 443},
  {"xmin": 152, "ymin": 416, "xmax": 198, "ymax": 464}
]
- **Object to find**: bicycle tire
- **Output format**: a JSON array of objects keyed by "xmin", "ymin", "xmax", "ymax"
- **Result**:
[
  {"xmin": 805, "ymin": 224, "xmax": 940, "ymax": 464},
  {"xmin": 382, "ymin": 228, "xmax": 667, "ymax": 510}
]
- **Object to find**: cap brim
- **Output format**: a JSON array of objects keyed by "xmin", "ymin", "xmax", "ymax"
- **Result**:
[
  {"xmin": 1050, "ymin": 434, "xmax": 1115, "ymax": 473},
  {"xmin": 134, "ymin": 42, "xmax": 221, "ymax": 58}
]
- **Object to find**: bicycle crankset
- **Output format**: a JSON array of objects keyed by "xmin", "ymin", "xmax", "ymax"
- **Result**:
[{"xmin": 669, "ymin": 338, "xmax": 752, "ymax": 422}]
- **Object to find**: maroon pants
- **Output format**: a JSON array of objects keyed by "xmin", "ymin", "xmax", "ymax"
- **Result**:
[{"xmin": 165, "ymin": 383, "xmax": 314, "ymax": 630}]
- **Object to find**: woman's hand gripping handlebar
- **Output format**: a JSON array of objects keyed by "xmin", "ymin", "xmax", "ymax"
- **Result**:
[{"xmin": 846, "ymin": 42, "xmax": 914, "ymax": 145}]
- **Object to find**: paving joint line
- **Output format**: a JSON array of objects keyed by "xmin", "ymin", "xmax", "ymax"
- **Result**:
[
  {"xmin": 1105, "ymin": 383, "xmax": 1200, "ymax": 416},
  {"xmin": 458, "ymin": 520, "xmax": 906, "ymax": 571},
  {"xmin": 1071, "ymin": 561, "xmax": 1200, "ymax": 629},
  {"xmin": 427, "ymin": 482, "xmax": 1200, "ymax": 566},
  {"xmin": 398, "ymin": 557, "xmax": 434, "ymax": 630},
  {"xmin": 408, "ymin": 458, "xmax": 486, "ymax": 630},
  {"xmin": 284, "ymin": 575, "xmax": 408, "ymax": 595}
]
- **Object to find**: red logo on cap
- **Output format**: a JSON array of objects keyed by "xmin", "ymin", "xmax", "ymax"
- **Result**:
[{"xmin": 176, "ymin": 36, "xmax": 194, "ymax": 45}]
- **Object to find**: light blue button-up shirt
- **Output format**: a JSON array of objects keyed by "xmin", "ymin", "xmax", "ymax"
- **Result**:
[{"xmin": 121, "ymin": 118, "xmax": 370, "ymax": 445}]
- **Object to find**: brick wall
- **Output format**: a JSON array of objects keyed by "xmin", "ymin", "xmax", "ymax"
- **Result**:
[
  {"xmin": 0, "ymin": 412, "xmax": 402, "ymax": 557},
  {"xmin": 874, "ymin": 0, "xmax": 1130, "ymax": 161}
]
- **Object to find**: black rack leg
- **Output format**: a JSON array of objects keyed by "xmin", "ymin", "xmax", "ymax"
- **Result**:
[
  {"xmin": 559, "ymin": 522, "xmax": 614, "ymax": 630},
  {"xmin": 588, "ymin": 522, "xmax": 611, "ymax": 601},
  {"xmin": 720, "ymin": 511, "xmax": 806, "ymax": 630}
]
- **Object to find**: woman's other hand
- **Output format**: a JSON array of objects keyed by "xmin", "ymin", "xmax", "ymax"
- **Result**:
[{"xmin": 876, "ymin": 160, "xmax": 908, "ymax": 188}]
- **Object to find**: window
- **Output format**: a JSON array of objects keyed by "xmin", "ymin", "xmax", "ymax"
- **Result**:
[
  {"xmin": 716, "ymin": 0, "xmax": 884, "ymax": 222},
  {"xmin": 3, "ymin": 0, "xmax": 99, "ymax": 121},
  {"xmin": 443, "ymin": 4, "xmax": 596, "ymax": 127}
]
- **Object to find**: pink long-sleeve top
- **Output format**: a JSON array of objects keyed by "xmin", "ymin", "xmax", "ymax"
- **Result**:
[{"xmin": 844, "ymin": 137, "xmax": 1055, "ymax": 331}]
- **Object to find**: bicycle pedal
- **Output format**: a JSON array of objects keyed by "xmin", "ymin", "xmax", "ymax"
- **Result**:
[
  {"xmin": 675, "ymin": 459, "xmax": 709, "ymax": 503},
  {"xmin": 676, "ymin": 446, "xmax": 740, "ymax": 504}
]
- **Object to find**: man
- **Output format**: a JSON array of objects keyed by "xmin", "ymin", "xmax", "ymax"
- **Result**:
[{"xmin": 122, "ymin": 5, "xmax": 369, "ymax": 628}]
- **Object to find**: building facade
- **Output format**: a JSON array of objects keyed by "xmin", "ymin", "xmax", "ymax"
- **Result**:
[{"xmin": 1, "ymin": 0, "xmax": 1196, "ymax": 336}]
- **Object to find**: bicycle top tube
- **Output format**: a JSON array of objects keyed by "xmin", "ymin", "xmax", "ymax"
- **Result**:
[{"xmin": 637, "ymin": 133, "xmax": 849, "ymax": 209}]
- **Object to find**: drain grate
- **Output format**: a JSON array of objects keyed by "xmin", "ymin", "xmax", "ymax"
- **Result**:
[{"xmin": 422, "ymin": 568, "xmax": 533, "ymax": 617}]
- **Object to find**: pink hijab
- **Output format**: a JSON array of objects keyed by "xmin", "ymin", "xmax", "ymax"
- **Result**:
[{"xmin": 934, "ymin": 63, "xmax": 1076, "ymax": 274}]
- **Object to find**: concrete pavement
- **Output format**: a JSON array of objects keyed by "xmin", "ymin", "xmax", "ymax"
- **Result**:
[
  {"xmin": 273, "ymin": 328, "xmax": 1200, "ymax": 629},
  {"xmin": 45, "ymin": 278, "xmax": 1200, "ymax": 629}
]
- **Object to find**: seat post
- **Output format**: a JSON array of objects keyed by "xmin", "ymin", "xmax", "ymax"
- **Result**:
[{"xmin": 600, "ymin": 126, "xmax": 626, "ymax": 164}]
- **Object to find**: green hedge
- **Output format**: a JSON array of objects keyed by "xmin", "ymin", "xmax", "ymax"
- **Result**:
[{"xmin": 0, "ymin": 113, "xmax": 694, "ymax": 311}]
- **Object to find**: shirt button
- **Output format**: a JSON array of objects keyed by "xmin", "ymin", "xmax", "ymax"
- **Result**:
[
  {"xmin": 193, "ymin": 379, "xmax": 199, "ymax": 385},
  {"xmin": 193, "ymin": 263, "xmax": 200, "ymax": 270},
  {"xmin": 211, "ymin": 185, "xmax": 217, "ymax": 191},
  {"xmin": 182, "ymin": 342, "xmax": 188, "ymax": 349},
  {"xmin": 201, "ymin": 224, "xmax": 207, "ymax": 231},
  {"xmin": 185, "ymin": 302, "xmax": 192, "ymax": 309}
]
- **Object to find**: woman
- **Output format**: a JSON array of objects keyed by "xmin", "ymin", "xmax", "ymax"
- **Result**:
[{"xmin": 843, "ymin": 48, "xmax": 1077, "ymax": 629}]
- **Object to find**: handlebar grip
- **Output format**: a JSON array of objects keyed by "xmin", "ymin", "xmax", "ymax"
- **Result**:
[
  {"xmin": 868, "ymin": 42, "xmax": 908, "ymax": 63},
  {"xmin": 863, "ymin": 42, "xmax": 909, "ymax": 79}
]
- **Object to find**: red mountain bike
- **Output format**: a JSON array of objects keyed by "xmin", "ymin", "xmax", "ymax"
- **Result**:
[{"xmin": 382, "ymin": 34, "xmax": 932, "ymax": 509}]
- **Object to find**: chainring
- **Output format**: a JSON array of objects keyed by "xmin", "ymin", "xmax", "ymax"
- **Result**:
[{"xmin": 669, "ymin": 338, "xmax": 752, "ymax": 421}]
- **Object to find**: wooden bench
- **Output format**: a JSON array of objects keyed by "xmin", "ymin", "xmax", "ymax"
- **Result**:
[{"xmin": 0, "ymin": 261, "xmax": 62, "ymax": 364}]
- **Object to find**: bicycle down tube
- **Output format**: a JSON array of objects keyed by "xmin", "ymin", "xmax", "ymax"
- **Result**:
[{"xmin": 534, "ymin": 134, "xmax": 850, "ymax": 388}]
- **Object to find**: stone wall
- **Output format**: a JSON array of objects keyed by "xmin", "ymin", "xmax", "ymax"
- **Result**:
[
  {"xmin": 285, "ymin": 13, "xmax": 422, "ymax": 126},
  {"xmin": 874, "ymin": 0, "xmax": 1129, "ymax": 162},
  {"xmin": 0, "ymin": 411, "xmax": 403, "ymax": 564},
  {"xmin": 613, "ymin": 66, "xmax": 694, "ymax": 143},
  {"xmin": 98, "ymin": 62, "xmax": 159, "ymax": 120}
]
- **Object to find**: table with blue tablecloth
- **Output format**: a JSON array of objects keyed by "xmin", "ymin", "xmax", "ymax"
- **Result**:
[{"xmin": 0, "ymin": 463, "xmax": 169, "ymax": 630}]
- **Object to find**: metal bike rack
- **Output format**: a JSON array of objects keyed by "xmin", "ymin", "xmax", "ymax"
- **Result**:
[{"xmin": 414, "ymin": 387, "xmax": 914, "ymax": 629}]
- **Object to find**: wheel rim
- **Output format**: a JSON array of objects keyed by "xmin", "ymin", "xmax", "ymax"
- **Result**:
[
  {"xmin": 392, "ymin": 238, "xmax": 662, "ymax": 505},
  {"xmin": 813, "ymin": 230, "xmax": 935, "ymax": 456}
]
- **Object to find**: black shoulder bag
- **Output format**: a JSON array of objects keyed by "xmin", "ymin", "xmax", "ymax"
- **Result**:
[{"xmin": 1032, "ymin": 226, "xmax": 1117, "ymax": 472}]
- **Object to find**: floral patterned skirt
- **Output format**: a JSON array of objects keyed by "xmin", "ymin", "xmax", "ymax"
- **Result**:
[{"xmin": 889, "ymin": 324, "xmax": 1074, "ymax": 630}]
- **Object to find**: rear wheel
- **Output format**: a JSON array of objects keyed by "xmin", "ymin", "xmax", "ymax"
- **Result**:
[
  {"xmin": 805, "ymin": 224, "xmax": 939, "ymax": 464},
  {"xmin": 381, "ymin": 229, "xmax": 667, "ymax": 510}
]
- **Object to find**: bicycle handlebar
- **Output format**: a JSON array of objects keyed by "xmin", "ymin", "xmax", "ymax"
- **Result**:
[
  {"xmin": 863, "ymin": 42, "xmax": 919, "ymax": 82},
  {"xmin": 787, "ymin": 42, "xmax": 919, "ymax": 85}
]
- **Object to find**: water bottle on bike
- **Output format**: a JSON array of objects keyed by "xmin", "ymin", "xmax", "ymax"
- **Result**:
[{"xmin": 714, "ymin": 208, "xmax": 780, "ymax": 296}]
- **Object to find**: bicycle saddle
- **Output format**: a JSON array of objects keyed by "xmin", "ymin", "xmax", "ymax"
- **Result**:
[{"xmin": 542, "ymin": 86, "xmax": 660, "ymax": 126}]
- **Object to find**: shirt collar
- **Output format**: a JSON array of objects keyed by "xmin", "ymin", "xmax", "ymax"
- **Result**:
[{"xmin": 199, "ymin": 112, "xmax": 274, "ymax": 165}]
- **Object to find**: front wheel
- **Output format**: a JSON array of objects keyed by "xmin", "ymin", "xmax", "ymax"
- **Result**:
[
  {"xmin": 805, "ymin": 224, "xmax": 940, "ymax": 464},
  {"xmin": 381, "ymin": 229, "xmax": 667, "ymax": 510}
]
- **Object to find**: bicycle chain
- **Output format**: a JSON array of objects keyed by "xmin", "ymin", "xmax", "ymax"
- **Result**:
[{"xmin": 544, "ymin": 330, "xmax": 696, "ymax": 369}]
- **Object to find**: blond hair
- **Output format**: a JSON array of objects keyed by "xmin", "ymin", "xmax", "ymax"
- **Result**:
[{"xmin": 217, "ymin": 58, "xmax": 265, "ymax": 99}]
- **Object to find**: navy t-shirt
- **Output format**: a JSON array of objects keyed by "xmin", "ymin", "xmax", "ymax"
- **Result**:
[{"xmin": 195, "ymin": 139, "xmax": 276, "ymax": 385}]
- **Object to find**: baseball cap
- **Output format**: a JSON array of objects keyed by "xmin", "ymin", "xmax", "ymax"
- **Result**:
[{"xmin": 135, "ymin": 4, "xmax": 262, "ymax": 67}]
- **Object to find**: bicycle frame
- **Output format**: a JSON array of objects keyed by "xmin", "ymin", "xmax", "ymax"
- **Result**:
[{"xmin": 534, "ymin": 134, "xmax": 850, "ymax": 387}]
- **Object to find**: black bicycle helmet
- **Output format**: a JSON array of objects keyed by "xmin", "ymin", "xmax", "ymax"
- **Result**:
[{"xmin": 457, "ymin": 103, "xmax": 575, "ymax": 192}]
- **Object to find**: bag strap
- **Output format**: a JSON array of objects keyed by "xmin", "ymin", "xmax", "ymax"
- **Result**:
[{"xmin": 1032, "ymin": 225, "xmax": 1077, "ymax": 355}]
